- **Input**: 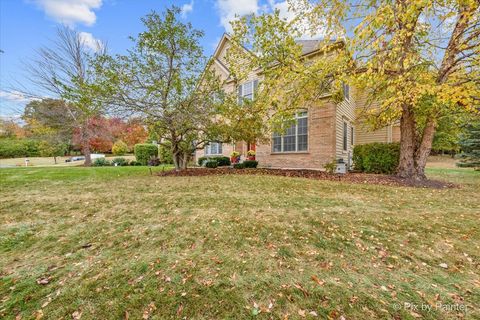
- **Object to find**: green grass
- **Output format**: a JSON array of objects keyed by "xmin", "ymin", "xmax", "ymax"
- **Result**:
[{"xmin": 0, "ymin": 166, "xmax": 479, "ymax": 319}]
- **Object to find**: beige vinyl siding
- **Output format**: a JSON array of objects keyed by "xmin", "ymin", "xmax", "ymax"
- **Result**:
[
  {"xmin": 335, "ymin": 86, "xmax": 356, "ymax": 163},
  {"xmin": 354, "ymin": 89, "xmax": 400, "ymax": 144}
]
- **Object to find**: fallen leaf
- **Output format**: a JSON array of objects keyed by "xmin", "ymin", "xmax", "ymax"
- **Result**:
[
  {"xmin": 36, "ymin": 278, "xmax": 50, "ymax": 285},
  {"xmin": 311, "ymin": 275, "xmax": 325, "ymax": 286},
  {"xmin": 72, "ymin": 310, "xmax": 82, "ymax": 320}
]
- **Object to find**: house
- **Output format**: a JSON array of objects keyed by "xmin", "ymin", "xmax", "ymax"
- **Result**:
[{"xmin": 195, "ymin": 34, "xmax": 399, "ymax": 170}]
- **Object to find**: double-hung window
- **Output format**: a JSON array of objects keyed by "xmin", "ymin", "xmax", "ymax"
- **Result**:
[
  {"xmin": 272, "ymin": 112, "xmax": 308, "ymax": 153},
  {"xmin": 238, "ymin": 80, "xmax": 259, "ymax": 104},
  {"xmin": 205, "ymin": 142, "xmax": 222, "ymax": 155}
]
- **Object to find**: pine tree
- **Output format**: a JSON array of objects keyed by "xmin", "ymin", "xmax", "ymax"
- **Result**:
[{"xmin": 457, "ymin": 121, "xmax": 480, "ymax": 168}]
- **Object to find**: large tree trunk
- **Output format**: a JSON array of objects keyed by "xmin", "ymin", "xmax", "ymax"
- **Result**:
[
  {"xmin": 180, "ymin": 151, "xmax": 189, "ymax": 170},
  {"xmin": 397, "ymin": 108, "xmax": 417, "ymax": 179},
  {"xmin": 83, "ymin": 144, "xmax": 92, "ymax": 166},
  {"xmin": 414, "ymin": 119, "xmax": 436, "ymax": 179}
]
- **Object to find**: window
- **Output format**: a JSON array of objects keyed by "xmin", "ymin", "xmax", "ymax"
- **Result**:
[
  {"xmin": 272, "ymin": 112, "xmax": 308, "ymax": 153},
  {"xmin": 205, "ymin": 142, "xmax": 222, "ymax": 155},
  {"xmin": 343, "ymin": 121, "xmax": 348, "ymax": 151},
  {"xmin": 342, "ymin": 82, "xmax": 350, "ymax": 101},
  {"xmin": 350, "ymin": 126, "xmax": 354, "ymax": 146},
  {"xmin": 238, "ymin": 80, "xmax": 259, "ymax": 104}
]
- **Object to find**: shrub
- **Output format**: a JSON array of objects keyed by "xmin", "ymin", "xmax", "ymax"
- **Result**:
[
  {"xmin": 148, "ymin": 156, "xmax": 161, "ymax": 166},
  {"xmin": 159, "ymin": 143, "xmax": 173, "ymax": 164},
  {"xmin": 324, "ymin": 159, "xmax": 337, "ymax": 174},
  {"xmin": 205, "ymin": 160, "xmax": 218, "ymax": 168},
  {"xmin": 353, "ymin": 142, "xmax": 400, "ymax": 174},
  {"xmin": 0, "ymin": 138, "xmax": 40, "ymax": 158},
  {"xmin": 198, "ymin": 156, "xmax": 207, "ymax": 166},
  {"xmin": 247, "ymin": 150, "xmax": 256, "ymax": 156},
  {"xmin": 213, "ymin": 156, "xmax": 230, "ymax": 166},
  {"xmin": 112, "ymin": 140, "xmax": 128, "ymax": 156},
  {"xmin": 129, "ymin": 160, "xmax": 142, "ymax": 166},
  {"xmin": 112, "ymin": 157, "xmax": 129, "ymax": 166},
  {"xmin": 233, "ymin": 163, "xmax": 245, "ymax": 169},
  {"xmin": 198, "ymin": 156, "xmax": 230, "ymax": 166},
  {"xmin": 134, "ymin": 144, "xmax": 158, "ymax": 165},
  {"xmin": 93, "ymin": 158, "xmax": 111, "ymax": 166},
  {"xmin": 243, "ymin": 160, "xmax": 258, "ymax": 168}
]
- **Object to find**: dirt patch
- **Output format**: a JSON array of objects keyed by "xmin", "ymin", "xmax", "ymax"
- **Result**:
[{"xmin": 157, "ymin": 168, "xmax": 457, "ymax": 189}]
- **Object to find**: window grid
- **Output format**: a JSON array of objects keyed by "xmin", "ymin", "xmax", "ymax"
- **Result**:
[
  {"xmin": 272, "ymin": 112, "xmax": 308, "ymax": 153},
  {"xmin": 205, "ymin": 142, "xmax": 222, "ymax": 155}
]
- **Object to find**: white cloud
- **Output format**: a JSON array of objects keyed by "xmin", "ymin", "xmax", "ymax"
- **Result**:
[
  {"xmin": 0, "ymin": 90, "xmax": 39, "ymax": 103},
  {"xmin": 32, "ymin": 0, "xmax": 103, "ymax": 26},
  {"xmin": 271, "ymin": 1, "xmax": 325, "ymax": 39},
  {"xmin": 216, "ymin": 0, "xmax": 259, "ymax": 32},
  {"xmin": 78, "ymin": 32, "xmax": 104, "ymax": 52},
  {"xmin": 181, "ymin": 0, "xmax": 194, "ymax": 19}
]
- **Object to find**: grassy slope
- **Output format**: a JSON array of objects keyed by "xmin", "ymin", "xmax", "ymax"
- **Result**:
[{"xmin": 0, "ymin": 166, "xmax": 479, "ymax": 319}]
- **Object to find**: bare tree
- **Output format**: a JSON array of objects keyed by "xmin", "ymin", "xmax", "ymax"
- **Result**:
[{"xmin": 24, "ymin": 27, "xmax": 108, "ymax": 166}]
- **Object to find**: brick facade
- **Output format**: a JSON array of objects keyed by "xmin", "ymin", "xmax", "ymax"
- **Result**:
[{"xmin": 256, "ymin": 102, "xmax": 336, "ymax": 169}]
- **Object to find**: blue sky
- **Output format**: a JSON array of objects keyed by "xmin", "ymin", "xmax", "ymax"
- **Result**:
[{"xmin": 1, "ymin": 0, "xmax": 291, "ymax": 117}]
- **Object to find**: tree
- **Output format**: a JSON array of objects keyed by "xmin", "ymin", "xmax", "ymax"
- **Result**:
[
  {"xmin": 0, "ymin": 118, "xmax": 27, "ymax": 138},
  {"xmin": 98, "ymin": 7, "xmax": 224, "ymax": 170},
  {"xmin": 457, "ymin": 120, "xmax": 480, "ymax": 168},
  {"xmin": 24, "ymin": 27, "xmax": 108, "ymax": 166},
  {"xmin": 228, "ymin": 0, "xmax": 480, "ymax": 180},
  {"xmin": 38, "ymin": 139, "xmax": 67, "ymax": 164},
  {"xmin": 112, "ymin": 140, "xmax": 128, "ymax": 156},
  {"xmin": 122, "ymin": 119, "xmax": 148, "ymax": 151}
]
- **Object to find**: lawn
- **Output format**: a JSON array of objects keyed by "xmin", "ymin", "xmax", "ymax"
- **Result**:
[
  {"xmin": 0, "ymin": 166, "xmax": 479, "ymax": 319},
  {"xmin": 0, "ymin": 155, "xmax": 136, "ymax": 168}
]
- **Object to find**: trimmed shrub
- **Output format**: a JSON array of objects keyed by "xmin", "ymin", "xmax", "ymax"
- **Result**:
[
  {"xmin": 112, "ymin": 140, "xmax": 128, "ymax": 156},
  {"xmin": 129, "ymin": 160, "xmax": 142, "ymax": 166},
  {"xmin": 198, "ymin": 156, "xmax": 207, "ymax": 166},
  {"xmin": 353, "ymin": 142, "xmax": 400, "ymax": 174},
  {"xmin": 159, "ymin": 143, "xmax": 173, "ymax": 164},
  {"xmin": 205, "ymin": 160, "xmax": 218, "ymax": 168},
  {"xmin": 93, "ymin": 158, "xmax": 111, "ymax": 166},
  {"xmin": 198, "ymin": 156, "xmax": 230, "ymax": 166},
  {"xmin": 243, "ymin": 160, "xmax": 258, "ymax": 168},
  {"xmin": 233, "ymin": 163, "xmax": 245, "ymax": 169},
  {"xmin": 214, "ymin": 156, "xmax": 230, "ymax": 166},
  {"xmin": 112, "ymin": 157, "xmax": 129, "ymax": 166},
  {"xmin": 0, "ymin": 138, "xmax": 40, "ymax": 158},
  {"xmin": 148, "ymin": 156, "xmax": 161, "ymax": 166},
  {"xmin": 134, "ymin": 143, "xmax": 158, "ymax": 165}
]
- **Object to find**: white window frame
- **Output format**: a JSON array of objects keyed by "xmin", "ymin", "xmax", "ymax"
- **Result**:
[
  {"xmin": 205, "ymin": 142, "xmax": 223, "ymax": 155},
  {"xmin": 238, "ymin": 80, "xmax": 258, "ymax": 104},
  {"xmin": 272, "ymin": 112, "xmax": 308, "ymax": 153}
]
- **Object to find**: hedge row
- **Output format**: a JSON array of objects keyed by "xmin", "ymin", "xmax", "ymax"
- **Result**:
[
  {"xmin": 353, "ymin": 142, "xmax": 400, "ymax": 174},
  {"xmin": 0, "ymin": 138, "xmax": 40, "ymax": 158}
]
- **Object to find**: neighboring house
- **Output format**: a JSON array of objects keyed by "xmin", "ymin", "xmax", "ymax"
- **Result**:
[{"xmin": 195, "ymin": 34, "xmax": 399, "ymax": 170}]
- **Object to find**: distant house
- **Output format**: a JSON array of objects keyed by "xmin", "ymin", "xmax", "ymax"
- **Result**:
[{"xmin": 195, "ymin": 34, "xmax": 399, "ymax": 170}]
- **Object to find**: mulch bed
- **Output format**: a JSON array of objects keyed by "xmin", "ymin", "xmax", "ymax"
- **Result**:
[{"xmin": 156, "ymin": 168, "xmax": 457, "ymax": 189}]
